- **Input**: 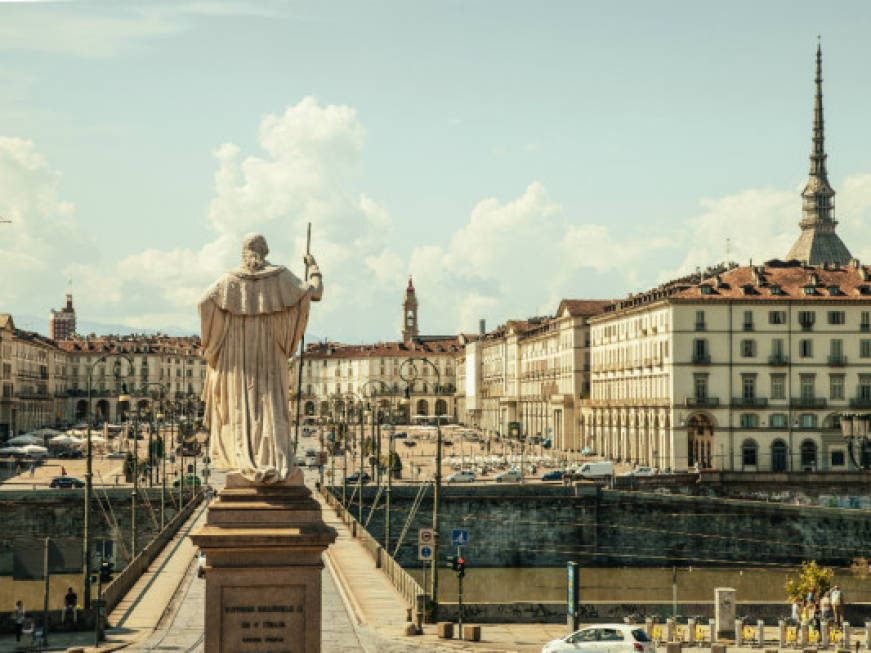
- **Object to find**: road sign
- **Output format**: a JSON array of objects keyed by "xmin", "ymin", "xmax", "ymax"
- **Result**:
[
  {"xmin": 418, "ymin": 528, "xmax": 434, "ymax": 545},
  {"xmin": 451, "ymin": 529, "xmax": 470, "ymax": 547},
  {"xmin": 418, "ymin": 544, "xmax": 433, "ymax": 561}
]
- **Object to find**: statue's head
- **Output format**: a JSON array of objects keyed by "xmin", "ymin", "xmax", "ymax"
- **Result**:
[{"xmin": 241, "ymin": 233, "xmax": 269, "ymax": 271}]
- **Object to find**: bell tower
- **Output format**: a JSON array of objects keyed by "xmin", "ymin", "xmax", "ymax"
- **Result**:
[{"xmin": 402, "ymin": 277, "xmax": 418, "ymax": 342}]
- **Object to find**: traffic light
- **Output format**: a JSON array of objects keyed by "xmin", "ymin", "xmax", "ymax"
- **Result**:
[
  {"xmin": 457, "ymin": 557, "xmax": 465, "ymax": 578},
  {"xmin": 446, "ymin": 555, "xmax": 458, "ymax": 571}
]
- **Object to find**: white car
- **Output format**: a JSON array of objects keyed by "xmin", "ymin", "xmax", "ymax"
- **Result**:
[
  {"xmin": 446, "ymin": 470, "xmax": 475, "ymax": 483},
  {"xmin": 542, "ymin": 624, "xmax": 655, "ymax": 653},
  {"xmin": 625, "ymin": 466, "xmax": 656, "ymax": 476},
  {"xmin": 494, "ymin": 469, "xmax": 522, "ymax": 483}
]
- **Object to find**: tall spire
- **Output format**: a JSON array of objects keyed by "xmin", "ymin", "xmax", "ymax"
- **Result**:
[{"xmin": 786, "ymin": 41, "xmax": 852, "ymax": 265}]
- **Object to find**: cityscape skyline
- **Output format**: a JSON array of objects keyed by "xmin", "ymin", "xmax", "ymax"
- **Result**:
[{"xmin": 3, "ymin": 2, "xmax": 871, "ymax": 343}]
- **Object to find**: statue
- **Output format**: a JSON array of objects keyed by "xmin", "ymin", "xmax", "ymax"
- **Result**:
[{"xmin": 199, "ymin": 233, "xmax": 322, "ymax": 483}]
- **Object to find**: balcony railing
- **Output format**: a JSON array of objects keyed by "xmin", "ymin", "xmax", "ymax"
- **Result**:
[
  {"xmin": 789, "ymin": 397, "xmax": 827, "ymax": 409},
  {"xmin": 768, "ymin": 354, "xmax": 788, "ymax": 366},
  {"xmin": 694, "ymin": 322, "xmax": 706, "ymax": 331},
  {"xmin": 691, "ymin": 353, "xmax": 711, "ymax": 364},
  {"xmin": 827, "ymin": 355, "xmax": 848, "ymax": 366},
  {"xmin": 849, "ymin": 397, "xmax": 871, "ymax": 409},
  {"xmin": 731, "ymin": 397, "xmax": 768, "ymax": 408},
  {"xmin": 685, "ymin": 396, "xmax": 719, "ymax": 408}
]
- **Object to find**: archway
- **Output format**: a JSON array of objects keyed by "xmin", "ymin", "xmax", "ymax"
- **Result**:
[
  {"xmin": 687, "ymin": 413, "xmax": 714, "ymax": 469},
  {"xmin": 416, "ymin": 399, "xmax": 428, "ymax": 417},
  {"xmin": 800, "ymin": 439, "xmax": 818, "ymax": 471},
  {"xmin": 304, "ymin": 401, "xmax": 315, "ymax": 416},
  {"xmin": 771, "ymin": 439, "xmax": 788, "ymax": 472},
  {"xmin": 95, "ymin": 400, "xmax": 110, "ymax": 423},
  {"xmin": 435, "ymin": 399, "xmax": 447, "ymax": 416},
  {"xmin": 75, "ymin": 400, "xmax": 88, "ymax": 421}
]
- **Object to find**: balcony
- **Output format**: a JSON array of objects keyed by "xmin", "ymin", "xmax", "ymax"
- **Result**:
[
  {"xmin": 849, "ymin": 397, "xmax": 871, "ymax": 409},
  {"xmin": 790, "ymin": 397, "xmax": 827, "ymax": 409},
  {"xmin": 731, "ymin": 397, "xmax": 768, "ymax": 408},
  {"xmin": 768, "ymin": 354, "xmax": 788, "ymax": 366},
  {"xmin": 827, "ymin": 354, "xmax": 848, "ymax": 366},
  {"xmin": 685, "ymin": 396, "xmax": 719, "ymax": 408},
  {"xmin": 691, "ymin": 353, "xmax": 711, "ymax": 364}
]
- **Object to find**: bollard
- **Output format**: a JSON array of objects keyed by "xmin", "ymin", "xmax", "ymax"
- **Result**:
[
  {"xmin": 779, "ymin": 620, "xmax": 787, "ymax": 649},
  {"xmin": 688, "ymin": 618, "xmax": 697, "ymax": 647},
  {"xmin": 666, "ymin": 643, "xmax": 683, "ymax": 653},
  {"xmin": 462, "ymin": 625, "xmax": 481, "ymax": 642},
  {"xmin": 800, "ymin": 623, "xmax": 809, "ymax": 647},
  {"xmin": 437, "ymin": 622, "xmax": 454, "ymax": 639},
  {"xmin": 736, "ymin": 619, "xmax": 744, "ymax": 646},
  {"xmin": 709, "ymin": 619, "xmax": 717, "ymax": 646},
  {"xmin": 865, "ymin": 622, "xmax": 871, "ymax": 650},
  {"xmin": 646, "ymin": 618, "xmax": 654, "ymax": 638},
  {"xmin": 711, "ymin": 644, "xmax": 727, "ymax": 653},
  {"xmin": 821, "ymin": 621, "xmax": 830, "ymax": 650},
  {"xmin": 667, "ymin": 618, "xmax": 675, "ymax": 642},
  {"xmin": 843, "ymin": 622, "xmax": 851, "ymax": 648},
  {"xmin": 757, "ymin": 620, "xmax": 765, "ymax": 648}
]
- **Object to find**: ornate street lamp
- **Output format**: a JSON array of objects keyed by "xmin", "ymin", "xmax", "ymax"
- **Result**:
[{"xmin": 840, "ymin": 413, "xmax": 871, "ymax": 470}]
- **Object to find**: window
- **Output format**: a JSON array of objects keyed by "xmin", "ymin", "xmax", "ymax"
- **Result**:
[
  {"xmin": 798, "ymin": 311, "xmax": 815, "ymax": 330},
  {"xmin": 830, "ymin": 339, "xmax": 843, "ymax": 356},
  {"xmin": 800, "ymin": 440, "xmax": 818, "ymax": 469},
  {"xmin": 861, "ymin": 340, "xmax": 871, "ymax": 358},
  {"xmin": 770, "ymin": 413, "xmax": 787, "ymax": 428},
  {"xmin": 599, "ymin": 629, "xmax": 624, "ymax": 642},
  {"xmin": 827, "ymin": 311, "xmax": 845, "ymax": 324},
  {"xmin": 695, "ymin": 310, "xmax": 706, "ymax": 331},
  {"xmin": 740, "ymin": 413, "xmax": 759, "ymax": 428},
  {"xmin": 692, "ymin": 339, "xmax": 708, "ymax": 362},
  {"xmin": 770, "ymin": 285, "xmax": 784, "ymax": 296},
  {"xmin": 700, "ymin": 285, "xmax": 713, "ymax": 295},
  {"xmin": 693, "ymin": 375, "xmax": 708, "ymax": 400},
  {"xmin": 743, "ymin": 310, "xmax": 754, "ymax": 331},
  {"xmin": 741, "ymin": 339, "xmax": 756, "ymax": 357},
  {"xmin": 831, "ymin": 450, "xmax": 846, "ymax": 467},
  {"xmin": 769, "ymin": 310, "xmax": 786, "ymax": 324},
  {"xmin": 800, "ymin": 375, "xmax": 815, "ymax": 399},
  {"xmin": 862, "ymin": 311, "xmax": 871, "ymax": 332},
  {"xmin": 830, "ymin": 375, "xmax": 845, "ymax": 400},
  {"xmin": 569, "ymin": 630, "xmax": 599, "ymax": 644},
  {"xmin": 799, "ymin": 339, "xmax": 813, "ymax": 357},
  {"xmin": 800, "ymin": 414, "xmax": 817, "ymax": 428},
  {"xmin": 742, "ymin": 375, "xmax": 756, "ymax": 399},
  {"xmin": 860, "ymin": 376, "xmax": 871, "ymax": 401},
  {"xmin": 742, "ymin": 440, "xmax": 758, "ymax": 467}
]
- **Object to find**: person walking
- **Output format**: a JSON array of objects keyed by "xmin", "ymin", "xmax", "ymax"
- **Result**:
[
  {"xmin": 831, "ymin": 585, "xmax": 843, "ymax": 626},
  {"xmin": 791, "ymin": 598, "xmax": 801, "ymax": 623},
  {"xmin": 820, "ymin": 591, "xmax": 832, "ymax": 625},
  {"xmin": 14, "ymin": 600, "xmax": 25, "ymax": 642}
]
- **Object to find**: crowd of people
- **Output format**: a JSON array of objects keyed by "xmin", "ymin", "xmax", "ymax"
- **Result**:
[{"xmin": 791, "ymin": 585, "xmax": 845, "ymax": 630}]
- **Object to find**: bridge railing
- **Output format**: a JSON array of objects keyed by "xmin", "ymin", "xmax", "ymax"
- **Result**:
[
  {"xmin": 102, "ymin": 490, "xmax": 204, "ymax": 615},
  {"xmin": 321, "ymin": 486, "xmax": 424, "ymax": 609}
]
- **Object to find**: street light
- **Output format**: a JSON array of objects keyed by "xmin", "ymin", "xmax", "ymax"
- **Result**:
[
  {"xmin": 840, "ymin": 413, "xmax": 871, "ymax": 470},
  {"xmin": 84, "ymin": 352, "xmax": 133, "ymax": 610},
  {"xmin": 399, "ymin": 356, "xmax": 443, "ymax": 612},
  {"xmin": 361, "ymin": 379, "xmax": 393, "ymax": 551}
]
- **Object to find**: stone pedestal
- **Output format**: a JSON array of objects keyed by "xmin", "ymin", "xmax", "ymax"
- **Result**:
[
  {"xmin": 714, "ymin": 587, "xmax": 736, "ymax": 640},
  {"xmin": 190, "ymin": 470, "xmax": 336, "ymax": 653}
]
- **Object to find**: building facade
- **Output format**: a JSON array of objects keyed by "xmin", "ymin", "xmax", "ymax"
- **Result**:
[{"xmin": 49, "ymin": 293, "xmax": 77, "ymax": 341}]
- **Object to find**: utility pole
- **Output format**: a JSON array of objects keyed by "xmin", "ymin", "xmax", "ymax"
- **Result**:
[{"xmin": 42, "ymin": 537, "xmax": 50, "ymax": 647}]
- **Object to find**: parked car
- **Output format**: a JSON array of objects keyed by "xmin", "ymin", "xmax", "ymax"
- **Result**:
[
  {"xmin": 580, "ymin": 447, "xmax": 594, "ymax": 456},
  {"xmin": 106, "ymin": 451, "xmax": 127, "ymax": 459},
  {"xmin": 57, "ymin": 450, "xmax": 83, "ymax": 459},
  {"xmin": 542, "ymin": 624, "xmax": 655, "ymax": 653},
  {"xmin": 173, "ymin": 474, "xmax": 202, "ymax": 488},
  {"xmin": 625, "ymin": 466, "xmax": 656, "ymax": 477},
  {"xmin": 540, "ymin": 470, "xmax": 565, "ymax": 481},
  {"xmin": 392, "ymin": 432, "xmax": 408, "ymax": 439},
  {"xmin": 495, "ymin": 469, "xmax": 522, "ymax": 483},
  {"xmin": 401, "ymin": 440, "xmax": 417, "ymax": 447},
  {"xmin": 345, "ymin": 472, "xmax": 371, "ymax": 484},
  {"xmin": 49, "ymin": 476, "xmax": 85, "ymax": 489},
  {"xmin": 574, "ymin": 461, "xmax": 614, "ymax": 479},
  {"xmin": 446, "ymin": 470, "xmax": 475, "ymax": 483}
]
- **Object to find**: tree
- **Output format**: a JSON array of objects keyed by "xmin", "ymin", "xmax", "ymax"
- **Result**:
[{"xmin": 785, "ymin": 560, "xmax": 834, "ymax": 602}]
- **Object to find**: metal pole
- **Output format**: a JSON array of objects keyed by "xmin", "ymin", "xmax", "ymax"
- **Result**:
[
  {"xmin": 432, "ymin": 410, "xmax": 442, "ymax": 609},
  {"xmin": 358, "ymin": 409, "xmax": 363, "ymax": 523},
  {"xmin": 672, "ymin": 566, "xmax": 678, "ymax": 617},
  {"xmin": 161, "ymin": 416, "xmax": 165, "ymax": 529},
  {"xmin": 83, "ymin": 373, "xmax": 92, "ymax": 609},
  {"xmin": 148, "ymin": 417, "xmax": 154, "ymax": 487},
  {"xmin": 457, "ymin": 546, "xmax": 463, "ymax": 634},
  {"xmin": 385, "ymin": 413, "xmax": 393, "ymax": 552},
  {"xmin": 95, "ymin": 552, "xmax": 104, "ymax": 645},
  {"xmin": 132, "ymin": 413, "xmax": 138, "ymax": 557},
  {"xmin": 43, "ymin": 536, "xmax": 49, "ymax": 647},
  {"xmin": 293, "ymin": 222, "xmax": 312, "ymax": 455}
]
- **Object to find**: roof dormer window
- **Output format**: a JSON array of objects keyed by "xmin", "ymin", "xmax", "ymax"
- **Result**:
[
  {"xmin": 700, "ymin": 285, "xmax": 713, "ymax": 295},
  {"xmin": 803, "ymin": 286, "xmax": 817, "ymax": 296},
  {"xmin": 770, "ymin": 285, "xmax": 783, "ymax": 295},
  {"xmin": 827, "ymin": 285, "xmax": 840, "ymax": 296}
]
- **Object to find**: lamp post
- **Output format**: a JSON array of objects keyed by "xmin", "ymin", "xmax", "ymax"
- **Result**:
[
  {"xmin": 840, "ymin": 413, "xmax": 871, "ymax": 470},
  {"xmin": 84, "ymin": 353, "xmax": 133, "ymax": 610},
  {"xmin": 361, "ymin": 380, "xmax": 393, "ymax": 549},
  {"xmin": 399, "ymin": 357, "xmax": 443, "ymax": 611}
]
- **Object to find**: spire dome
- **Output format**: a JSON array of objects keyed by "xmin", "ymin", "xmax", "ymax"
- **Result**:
[{"xmin": 786, "ymin": 42, "xmax": 852, "ymax": 266}]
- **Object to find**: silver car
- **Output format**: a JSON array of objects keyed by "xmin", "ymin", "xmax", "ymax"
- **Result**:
[{"xmin": 542, "ymin": 624, "xmax": 655, "ymax": 653}]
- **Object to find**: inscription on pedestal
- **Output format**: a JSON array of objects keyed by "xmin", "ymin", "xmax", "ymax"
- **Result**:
[{"xmin": 221, "ymin": 585, "xmax": 306, "ymax": 653}]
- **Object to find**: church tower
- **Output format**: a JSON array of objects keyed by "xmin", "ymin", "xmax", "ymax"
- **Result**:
[
  {"xmin": 401, "ymin": 277, "xmax": 418, "ymax": 342},
  {"xmin": 49, "ymin": 292, "xmax": 76, "ymax": 341},
  {"xmin": 786, "ymin": 43, "xmax": 852, "ymax": 266}
]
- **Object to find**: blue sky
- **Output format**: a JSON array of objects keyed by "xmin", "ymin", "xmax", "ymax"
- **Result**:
[{"xmin": 3, "ymin": 1, "xmax": 871, "ymax": 341}]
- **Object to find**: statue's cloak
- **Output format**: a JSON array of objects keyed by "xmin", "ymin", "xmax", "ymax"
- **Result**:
[{"xmin": 199, "ymin": 265, "xmax": 318, "ymax": 483}]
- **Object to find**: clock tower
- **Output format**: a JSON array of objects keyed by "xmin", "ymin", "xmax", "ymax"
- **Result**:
[{"xmin": 402, "ymin": 276, "xmax": 418, "ymax": 342}]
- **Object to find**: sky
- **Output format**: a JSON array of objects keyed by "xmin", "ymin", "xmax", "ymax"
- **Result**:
[{"xmin": 3, "ymin": 1, "xmax": 871, "ymax": 342}]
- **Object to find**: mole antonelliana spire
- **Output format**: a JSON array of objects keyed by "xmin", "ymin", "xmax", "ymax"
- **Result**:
[{"xmin": 786, "ymin": 41, "xmax": 852, "ymax": 265}]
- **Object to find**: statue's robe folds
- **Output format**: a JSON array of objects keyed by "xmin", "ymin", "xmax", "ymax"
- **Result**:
[{"xmin": 199, "ymin": 265, "xmax": 322, "ymax": 483}]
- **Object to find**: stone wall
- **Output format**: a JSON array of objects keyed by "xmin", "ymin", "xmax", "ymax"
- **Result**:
[{"xmin": 332, "ymin": 482, "xmax": 871, "ymax": 568}]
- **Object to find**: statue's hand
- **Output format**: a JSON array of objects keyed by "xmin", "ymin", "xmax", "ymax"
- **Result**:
[{"xmin": 304, "ymin": 253, "xmax": 317, "ymax": 268}]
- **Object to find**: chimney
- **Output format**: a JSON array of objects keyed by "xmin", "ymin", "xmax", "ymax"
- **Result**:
[{"xmin": 479, "ymin": 319, "xmax": 486, "ymax": 335}]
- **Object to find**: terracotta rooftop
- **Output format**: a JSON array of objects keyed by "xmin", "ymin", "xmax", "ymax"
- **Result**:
[
  {"xmin": 57, "ymin": 334, "xmax": 202, "ymax": 356},
  {"xmin": 558, "ymin": 299, "xmax": 612, "ymax": 317},
  {"xmin": 303, "ymin": 337, "xmax": 462, "ymax": 359}
]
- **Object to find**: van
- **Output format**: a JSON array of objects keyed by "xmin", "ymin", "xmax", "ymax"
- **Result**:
[{"xmin": 575, "ymin": 461, "xmax": 614, "ymax": 478}]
